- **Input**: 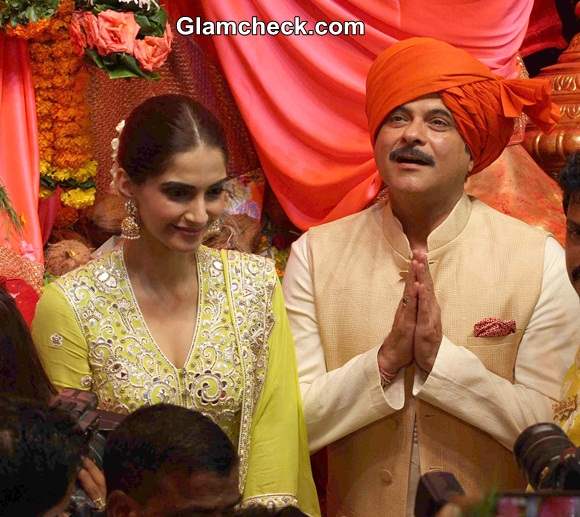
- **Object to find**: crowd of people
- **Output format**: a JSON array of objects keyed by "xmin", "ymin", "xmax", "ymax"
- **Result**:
[{"xmin": 1, "ymin": 36, "xmax": 580, "ymax": 516}]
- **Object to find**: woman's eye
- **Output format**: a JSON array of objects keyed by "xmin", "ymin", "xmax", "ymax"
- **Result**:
[
  {"xmin": 164, "ymin": 188, "xmax": 192, "ymax": 201},
  {"xmin": 206, "ymin": 186, "xmax": 224, "ymax": 199}
]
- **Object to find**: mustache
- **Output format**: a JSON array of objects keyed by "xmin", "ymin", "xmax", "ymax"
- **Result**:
[
  {"xmin": 389, "ymin": 146, "xmax": 435, "ymax": 166},
  {"xmin": 572, "ymin": 266, "xmax": 580, "ymax": 283}
]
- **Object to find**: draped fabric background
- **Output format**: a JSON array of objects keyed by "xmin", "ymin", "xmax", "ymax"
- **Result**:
[
  {"xmin": 170, "ymin": 0, "xmax": 537, "ymax": 230},
  {"xmin": 0, "ymin": 35, "xmax": 42, "ymax": 263}
]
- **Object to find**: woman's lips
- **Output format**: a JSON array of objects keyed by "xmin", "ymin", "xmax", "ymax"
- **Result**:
[{"xmin": 172, "ymin": 224, "xmax": 206, "ymax": 236}]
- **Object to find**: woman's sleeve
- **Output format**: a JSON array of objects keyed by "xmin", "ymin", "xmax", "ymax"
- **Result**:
[
  {"xmin": 31, "ymin": 282, "xmax": 91, "ymax": 390},
  {"xmin": 242, "ymin": 280, "xmax": 321, "ymax": 517}
]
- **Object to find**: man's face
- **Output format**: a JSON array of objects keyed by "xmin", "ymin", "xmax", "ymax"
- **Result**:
[
  {"xmin": 109, "ymin": 468, "xmax": 241, "ymax": 517},
  {"xmin": 566, "ymin": 196, "xmax": 580, "ymax": 296},
  {"xmin": 373, "ymin": 95, "xmax": 474, "ymax": 200}
]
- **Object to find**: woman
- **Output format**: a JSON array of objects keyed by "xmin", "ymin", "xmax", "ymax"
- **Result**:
[
  {"xmin": 0, "ymin": 283, "xmax": 106, "ymax": 513},
  {"xmin": 33, "ymin": 95, "xmax": 319, "ymax": 515},
  {"xmin": 0, "ymin": 282, "xmax": 55, "ymax": 402}
]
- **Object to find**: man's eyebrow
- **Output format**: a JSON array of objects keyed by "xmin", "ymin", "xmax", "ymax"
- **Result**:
[
  {"xmin": 427, "ymin": 108, "xmax": 454, "ymax": 119},
  {"xmin": 566, "ymin": 219, "xmax": 580, "ymax": 231}
]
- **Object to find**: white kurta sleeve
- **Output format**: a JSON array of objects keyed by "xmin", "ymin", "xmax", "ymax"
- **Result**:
[
  {"xmin": 283, "ymin": 233, "xmax": 404, "ymax": 453},
  {"xmin": 413, "ymin": 236, "xmax": 580, "ymax": 450}
]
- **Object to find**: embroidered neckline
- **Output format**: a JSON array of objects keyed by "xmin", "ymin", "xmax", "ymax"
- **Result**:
[{"xmin": 117, "ymin": 246, "xmax": 204, "ymax": 372}]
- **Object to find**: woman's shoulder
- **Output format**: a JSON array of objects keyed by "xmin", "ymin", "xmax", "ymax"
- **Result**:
[
  {"xmin": 51, "ymin": 248, "xmax": 124, "ymax": 295},
  {"xmin": 201, "ymin": 246, "xmax": 277, "ymax": 283}
]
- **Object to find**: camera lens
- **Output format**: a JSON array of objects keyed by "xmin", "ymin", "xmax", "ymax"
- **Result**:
[{"xmin": 514, "ymin": 423, "xmax": 575, "ymax": 489}]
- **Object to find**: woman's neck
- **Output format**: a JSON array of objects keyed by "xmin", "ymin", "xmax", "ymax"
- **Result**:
[{"xmin": 122, "ymin": 234, "xmax": 198, "ymax": 295}]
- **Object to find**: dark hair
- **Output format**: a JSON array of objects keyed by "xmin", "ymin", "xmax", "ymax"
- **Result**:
[
  {"xmin": 104, "ymin": 404, "xmax": 237, "ymax": 502},
  {"xmin": 559, "ymin": 152, "xmax": 580, "ymax": 214},
  {"xmin": 0, "ymin": 285, "xmax": 55, "ymax": 402},
  {"xmin": 118, "ymin": 94, "xmax": 228, "ymax": 184},
  {"xmin": 0, "ymin": 394, "xmax": 84, "ymax": 516}
]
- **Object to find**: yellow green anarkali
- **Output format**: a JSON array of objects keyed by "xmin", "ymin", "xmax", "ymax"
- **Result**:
[{"xmin": 32, "ymin": 245, "xmax": 320, "ymax": 515}]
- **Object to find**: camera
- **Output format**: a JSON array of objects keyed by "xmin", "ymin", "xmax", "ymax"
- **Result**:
[
  {"xmin": 514, "ymin": 422, "xmax": 580, "ymax": 490},
  {"xmin": 415, "ymin": 423, "xmax": 580, "ymax": 516},
  {"xmin": 51, "ymin": 388, "xmax": 125, "ymax": 516}
]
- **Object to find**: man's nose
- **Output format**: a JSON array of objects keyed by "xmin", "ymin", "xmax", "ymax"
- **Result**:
[{"xmin": 400, "ymin": 118, "xmax": 426, "ymax": 145}]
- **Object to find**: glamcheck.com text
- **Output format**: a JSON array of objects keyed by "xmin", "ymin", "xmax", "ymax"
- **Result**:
[{"xmin": 176, "ymin": 16, "xmax": 365, "ymax": 37}]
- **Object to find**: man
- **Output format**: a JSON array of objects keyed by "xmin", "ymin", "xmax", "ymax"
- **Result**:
[
  {"xmin": 0, "ymin": 394, "xmax": 84, "ymax": 517},
  {"xmin": 283, "ymin": 37, "xmax": 580, "ymax": 516},
  {"xmin": 104, "ymin": 403, "xmax": 241, "ymax": 517},
  {"xmin": 555, "ymin": 152, "xmax": 580, "ymax": 443}
]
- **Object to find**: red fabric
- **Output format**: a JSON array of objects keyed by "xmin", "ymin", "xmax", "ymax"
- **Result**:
[
  {"xmin": 0, "ymin": 277, "xmax": 39, "ymax": 326},
  {"xmin": 0, "ymin": 35, "xmax": 43, "ymax": 262},
  {"xmin": 38, "ymin": 190, "xmax": 62, "ymax": 245},
  {"xmin": 366, "ymin": 37, "xmax": 559, "ymax": 173},
  {"xmin": 188, "ymin": 0, "xmax": 534, "ymax": 230},
  {"xmin": 520, "ymin": 0, "xmax": 567, "ymax": 57}
]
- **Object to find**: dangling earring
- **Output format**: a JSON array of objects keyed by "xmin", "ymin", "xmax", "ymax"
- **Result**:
[
  {"xmin": 121, "ymin": 200, "xmax": 140, "ymax": 240},
  {"xmin": 205, "ymin": 218, "xmax": 222, "ymax": 238}
]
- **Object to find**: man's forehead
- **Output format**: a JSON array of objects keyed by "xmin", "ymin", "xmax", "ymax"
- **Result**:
[{"xmin": 392, "ymin": 93, "xmax": 451, "ymax": 114}]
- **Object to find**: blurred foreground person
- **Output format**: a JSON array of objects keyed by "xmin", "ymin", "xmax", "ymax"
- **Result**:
[
  {"xmin": 0, "ymin": 394, "xmax": 84, "ymax": 516},
  {"xmin": 104, "ymin": 404, "xmax": 240, "ymax": 517},
  {"xmin": 555, "ymin": 153, "xmax": 580, "ymax": 442}
]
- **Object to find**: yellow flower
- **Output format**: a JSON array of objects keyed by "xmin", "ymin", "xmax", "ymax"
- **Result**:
[
  {"xmin": 60, "ymin": 188, "xmax": 96, "ymax": 209},
  {"xmin": 39, "ymin": 186, "xmax": 55, "ymax": 199}
]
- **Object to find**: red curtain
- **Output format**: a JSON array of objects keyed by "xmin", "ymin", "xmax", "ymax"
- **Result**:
[
  {"xmin": 169, "ymin": 0, "xmax": 535, "ymax": 230},
  {"xmin": 0, "ymin": 35, "xmax": 42, "ymax": 263}
]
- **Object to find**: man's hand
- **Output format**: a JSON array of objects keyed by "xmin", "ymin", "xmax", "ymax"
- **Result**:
[
  {"xmin": 413, "ymin": 252, "xmax": 442, "ymax": 373},
  {"xmin": 377, "ymin": 256, "xmax": 419, "ymax": 376}
]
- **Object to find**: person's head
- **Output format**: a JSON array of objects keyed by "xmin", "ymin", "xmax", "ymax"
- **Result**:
[
  {"xmin": 0, "ymin": 394, "xmax": 84, "ymax": 517},
  {"xmin": 104, "ymin": 404, "xmax": 240, "ymax": 517},
  {"xmin": 115, "ymin": 94, "xmax": 229, "ymax": 253},
  {"xmin": 0, "ymin": 284, "xmax": 55, "ymax": 402},
  {"xmin": 559, "ymin": 153, "xmax": 580, "ymax": 295},
  {"xmin": 366, "ymin": 37, "xmax": 559, "ymax": 203}
]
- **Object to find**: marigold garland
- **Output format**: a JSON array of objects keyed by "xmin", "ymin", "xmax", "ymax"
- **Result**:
[{"xmin": 28, "ymin": 0, "xmax": 96, "ymax": 209}]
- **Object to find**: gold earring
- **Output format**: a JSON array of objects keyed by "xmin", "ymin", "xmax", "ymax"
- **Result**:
[
  {"xmin": 205, "ymin": 218, "xmax": 222, "ymax": 238},
  {"xmin": 121, "ymin": 200, "xmax": 140, "ymax": 240}
]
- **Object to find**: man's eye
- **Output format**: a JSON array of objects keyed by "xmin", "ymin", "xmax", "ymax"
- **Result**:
[
  {"xmin": 388, "ymin": 113, "xmax": 406, "ymax": 124},
  {"xmin": 430, "ymin": 118, "xmax": 449, "ymax": 128}
]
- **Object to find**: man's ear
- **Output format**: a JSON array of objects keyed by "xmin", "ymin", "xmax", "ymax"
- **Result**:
[
  {"xmin": 107, "ymin": 490, "xmax": 141, "ymax": 517},
  {"xmin": 113, "ymin": 168, "xmax": 134, "ymax": 200}
]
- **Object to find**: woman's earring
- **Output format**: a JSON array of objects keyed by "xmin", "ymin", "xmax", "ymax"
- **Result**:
[
  {"xmin": 121, "ymin": 200, "xmax": 140, "ymax": 240},
  {"xmin": 205, "ymin": 218, "xmax": 223, "ymax": 238}
]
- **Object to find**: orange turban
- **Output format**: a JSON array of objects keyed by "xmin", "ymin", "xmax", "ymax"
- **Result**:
[{"xmin": 366, "ymin": 37, "xmax": 559, "ymax": 174}]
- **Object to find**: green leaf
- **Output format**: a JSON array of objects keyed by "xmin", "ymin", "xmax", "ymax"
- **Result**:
[{"xmin": 0, "ymin": 184, "xmax": 23, "ymax": 233}]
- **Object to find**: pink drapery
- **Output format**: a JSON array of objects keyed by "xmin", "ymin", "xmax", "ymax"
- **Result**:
[
  {"xmin": 0, "ymin": 35, "xmax": 42, "ymax": 262},
  {"xmin": 186, "ymin": 0, "xmax": 535, "ymax": 230}
]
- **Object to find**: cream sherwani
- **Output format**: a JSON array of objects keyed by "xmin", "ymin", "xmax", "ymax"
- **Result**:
[{"xmin": 283, "ymin": 194, "xmax": 580, "ymax": 517}]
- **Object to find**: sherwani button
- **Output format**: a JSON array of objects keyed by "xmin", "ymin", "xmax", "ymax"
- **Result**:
[{"xmin": 380, "ymin": 468, "xmax": 393, "ymax": 485}]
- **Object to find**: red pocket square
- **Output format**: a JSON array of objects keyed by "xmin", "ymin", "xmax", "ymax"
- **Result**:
[{"xmin": 473, "ymin": 317, "xmax": 516, "ymax": 337}]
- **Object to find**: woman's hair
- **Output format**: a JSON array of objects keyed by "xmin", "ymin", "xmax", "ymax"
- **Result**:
[
  {"xmin": 117, "ymin": 94, "xmax": 228, "ymax": 184},
  {"xmin": 0, "ymin": 285, "xmax": 56, "ymax": 403}
]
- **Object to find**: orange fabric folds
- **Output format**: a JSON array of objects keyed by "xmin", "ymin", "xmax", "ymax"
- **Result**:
[{"xmin": 366, "ymin": 37, "xmax": 560, "ymax": 173}]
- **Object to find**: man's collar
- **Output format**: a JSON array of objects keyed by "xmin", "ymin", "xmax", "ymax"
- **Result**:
[{"xmin": 382, "ymin": 193, "xmax": 472, "ymax": 257}]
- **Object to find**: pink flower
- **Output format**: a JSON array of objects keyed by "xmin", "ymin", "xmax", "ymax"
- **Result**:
[
  {"xmin": 79, "ymin": 12, "xmax": 106, "ymax": 55},
  {"xmin": 96, "ymin": 10, "xmax": 141, "ymax": 55},
  {"xmin": 69, "ymin": 12, "xmax": 87, "ymax": 56},
  {"xmin": 133, "ymin": 22, "xmax": 174, "ymax": 72}
]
